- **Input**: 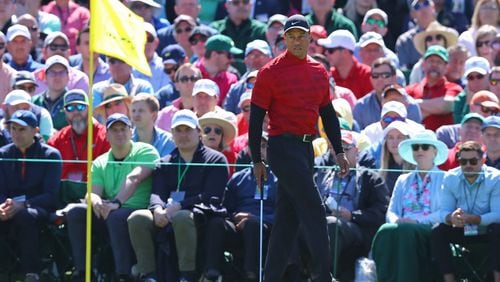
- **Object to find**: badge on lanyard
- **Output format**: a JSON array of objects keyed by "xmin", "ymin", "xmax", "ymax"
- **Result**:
[
  {"xmin": 254, "ymin": 185, "xmax": 269, "ymax": 200},
  {"xmin": 464, "ymin": 224, "xmax": 478, "ymax": 236},
  {"xmin": 170, "ymin": 191, "xmax": 186, "ymax": 202}
]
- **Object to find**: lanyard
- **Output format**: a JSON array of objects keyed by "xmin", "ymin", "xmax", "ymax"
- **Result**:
[
  {"xmin": 332, "ymin": 174, "xmax": 352, "ymax": 202},
  {"xmin": 70, "ymin": 131, "xmax": 86, "ymax": 161},
  {"xmin": 463, "ymin": 178, "xmax": 481, "ymax": 214},
  {"xmin": 177, "ymin": 158, "xmax": 190, "ymax": 192}
]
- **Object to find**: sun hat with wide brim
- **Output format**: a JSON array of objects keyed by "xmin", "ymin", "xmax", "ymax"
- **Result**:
[
  {"xmin": 398, "ymin": 129, "xmax": 448, "ymax": 165},
  {"xmin": 198, "ymin": 111, "xmax": 237, "ymax": 145},
  {"xmin": 413, "ymin": 21, "xmax": 458, "ymax": 55},
  {"xmin": 95, "ymin": 83, "xmax": 132, "ymax": 116}
]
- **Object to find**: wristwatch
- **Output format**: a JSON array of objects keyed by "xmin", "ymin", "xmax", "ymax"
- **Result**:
[{"xmin": 111, "ymin": 198, "xmax": 122, "ymax": 208}]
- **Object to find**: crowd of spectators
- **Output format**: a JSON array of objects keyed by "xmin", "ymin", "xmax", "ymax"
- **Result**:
[{"xmin": 0, "ymin": 0, "xmax": 499, "ymax": 282}]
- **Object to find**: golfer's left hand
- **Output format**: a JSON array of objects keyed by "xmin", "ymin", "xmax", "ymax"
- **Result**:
[{"xmin": 336, "ymin": 153, "xmax": 350, "ymax": 178}]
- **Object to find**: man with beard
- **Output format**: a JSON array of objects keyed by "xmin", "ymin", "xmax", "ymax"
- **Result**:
[
  {"xmin": 48, "ymin": 89, "xmax": 110, "ymax": 182},
  {"xmin": 406, "ymin": 46, "xmax": 462, "ymax": 131}
]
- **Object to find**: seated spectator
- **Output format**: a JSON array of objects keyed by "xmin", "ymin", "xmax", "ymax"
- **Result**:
[
  {"xmin": 128, "ymin": 110, "xmax": 228, "ymax": 282},
  {"xmin": 482, "ymin": 116, "xmax": 500, "ymax": 169},
  {"xmin": 6, "ymin": 24, "xmax": 43, "ymax": 71},
  {"xmin": 1, "ymin": 89, "xmax": 54, "ymax": 142},
  {"xmin": 445, "ymin": 45, "xmax": 469, "ymax": 88},
  {"xmin": 272, "ymin": 31, "xmax": 286, "ymax": 57},
  {"xmin": 12, "ymin": 71, "xmax": 38, "ymax": 96},
  {"xmin": 372, "ymin": 129, "xmax": 447, "ymax": 282},
  {"xmin": 47, "ymin": 90, "xmax": 110, "ymax": 182},
  {"xmin": 307, "ymin": 25, "xmax": 327, "ymax": 56},
  {"xmin": 490, "ymin": 66, "xmax": 500, "ymax": 98},
  {"xmin": 431, "ymin": 141, "xmax": 500, "ymax": 282},
  {"xmin": 131, "ymin": 93, "xmax": 175, "ymax": 157},
  {"xmin": 204, "ymin": 132, "xmax": 277, "ymax": 281},
  {"xmin": 360, "ymin": 8, "xmax": 388, "ymax": 40},
  {"xmin": 199, "ymin": 111, "xmax": 237, "ymax": 175},
  {"xmin": 192, "ymin": 78, "xmax": 224, "ymax": 118},
  {"xmin": 155, "ymin": 44, "xmax": 188, "ymax": 108},
  {"xmin": 453, "ymin": 56, "xmax": 491, "ymax": 123},
  {"xmin": 32, "ymin": 55, "xmax": 71, "ymax": 130},
  {"xmin": 342, "ymin": 0, "xmax": 378, "ymax": 38},
  {"xmin": 305, "ymin": 0, "xmax": 357, "ymax": 38},
  {"xmin": 353, "ymin": 58, "xmax": 421, "ymax": 130},
  {"xmin": 188, "ymin": 25, "xmax": 216, "ymax": 64},
  {"xmin": 224, "ymin": 70, "xmax": 257, "ymax": 115},
  {"xmin": 315, "ymin": 130, "xmax": 389, "ymax": 280},
  {"xmin": 156, "ymin": 63, "xmax": 201, "ymax": 131},
  {"xmin": 235, "ymin": 90, "xmax": 251, "ymax": 137},
  {"xmin": 95, "ymin": 83, "xmax": 132, "ymax": 120},
  {"xmin": 0, "ymin": 110, "xmax": 62, "ymax": 282},
  {"xmin": 474, "ymin": 25, "xmax": 496, "ymax": 67},
  {"xmin": 266, "ymin": 14, "xmax": 287, "ymax": 50},
  {"xmin": 0, "ymin": 31, "xmax": 16, "ymax": 102},
  {"xmin": 66, "ymin": 114, "xmax": 159, "ymax": 281}
]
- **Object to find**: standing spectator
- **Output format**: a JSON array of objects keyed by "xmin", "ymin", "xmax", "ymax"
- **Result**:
[
  {"xmin": 482, "ymin": 116, "xmax": 500, "ymax": 169},
  {"xmin": 307, "ymin": 25, "xmax": 327, "ymax": 56},
  {"xmin": 342, "ymin": 0, "xmax": 378, "ymax": 37},
  {"xmin": 445, "ymin": 45, "xmax": 469, "ymax": 88},
  {"xmin": 318, "ymin": 29, "xmax": 372, "ymax": 99},
  {"xmin": 16, "ymin": 14, "xmax": 42, "ymax": 62},
  {"xmin": 6, "ymin": 24, "xmax": 43, "ymax": 71},
  {"xmin": 0, "ymin": 110, "xmax": 62, "ymax": 282},
  {"xmin": 305, "ymin": 0, "xmax": 357, "ymax": 38},
  {"xmin": 94, "ymin": 84, "xmax": 132, "ymax": 120},
  {"xmin": 16, "ymin": 0, "xmax": 61, "ymax": 37},
  {"xmin": 170, "ymin": 15, "xmax": 197, "ymax": 59},
  {"xmin": 490, "ymin": 66, "xmax": 500, "ymax": 98},
  {"xmin": 188, "ymin": 25, "xmax": 216, "ymax": 64},
  {"xmin": 265, "ymin": 14, "xmax": 287, "ymax": 50},
  {"xmin": 11, "ymin": 71, "xmax": 38, "ymax": 96},
  {"xmin": 431, "ymin": 141, "xmax": 500, "ymax": 282},
  {"xmin": 128, "ymin": 0, "xmax": 169, "ymax": 31},
  {"xmin": 154, "ymin": 44, "xmax": 188, "ymax": 107},
  {"xmin": 406, "ymin": 45, "xmax": 462, "ymax": 131},
  {"xmin": 42, "ymin": 0, "xmax": 90, "ymax": 54},
  {"xmin": 0, "ymin": 31, "xmax": 15, "ymax": 102},
  {"xmin": 473, "ymin": 25, "xmax": 497, "ymax": 67},
  {"xmin": 360, "ymin": 8, "xmax": 388, "ymax": 39}
]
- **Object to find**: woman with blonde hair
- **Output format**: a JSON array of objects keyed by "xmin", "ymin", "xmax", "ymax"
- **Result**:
[
  {"xmin": 474, "ymin": 24, "xmax": 497, "ymax": 66},
  {"xmin": 458, "ymin": 0, "xmax": 499, "ymax": 56}
]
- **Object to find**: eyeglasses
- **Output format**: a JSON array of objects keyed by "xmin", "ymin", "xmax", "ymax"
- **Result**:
[
  {"xmin": 490, "ymin": 78, "xmax": 500, "ymax": 86},
  {"xmin": 65, "ymin": 104, "xmax": 88, "ymax": 112},
  {"xmin": 164, "ymin": 65, "xmax": 178, "ymax": 75},
  {"xmin": 326, "ymin": 47, "xmax": 343, "ymax": 54},
  {"xmin": 203, "ymin": 126, "xmax": 222, "ymax": 135},
  {"xmin": 15, "ymin": 85, "xmax": 36, "ymax": 93},
  {"xmin": 108, "ymin": 57, "xmax": 125, "ymax": 65},
  {"xmin": 177, "ymin": 75, "xmax": 199, "ymax": 83},
  {"xmin": 146, "ymin": 35, "xmax": 155, "ymax": 43},
  {"xmin": 0, "ymin": 42, "xmax": 4, "ymax": 49},
  {"xmin": 342, "ymin": 144, "xmax": 355, "ymax": 151},
  {"xmin": 458, "ymin": 157, "xmax": 479, "ymax": 166},
  {"xmin": 477, "ymin": 104, "xmax": 499, "ymax": 115},
  {"xmin": 476, "ymin": 40, "xmax": 491, "ymax": 48},
  {"xmin": 480, "ymin": 4, "xmax": 498, "ymax": 10},
  {"xmin": 382, "ymin": 116, "xmax": 404, "ymax": 124},
  {"xmin": 371, "ymin": 72, "xmax": 393, "ymax": 79},
  {"xmin": 366, "ymin": 18, "xmax": 385, "ymax": 28},
  {"xmin": 425, "ymin": 34, "xmax": 445, "ymax": 42},
  {"xmin": 246, "ymin": 82, "xmax": 254, "ymax": 89},
  {"xmin": 411, "ymin": 144, "xmax": 432, "ymax": 151},
  {"xmin": 48, "ymin": 43, "xmax": 69, "ymax": 52},
  {"xmin": 229, "ymin": 0, "xmax": 250, "ymax": 5},
  {"xmin": 46, "ymin": 69, "xmax": 68, "ymax": 77},
  {"xmin": 466, "ymin": 73, "xmax": 485, "ymax": 81},
  {"xmin": 104, "ymin": 100, "xmax": 123, "ymax": 109},
  {"xmin": 175, "ymin": 27, "xmax": 193, "ymax": 34},
  {"xmin": 241, "ymin": 105, "xmax": 251, "ymax": 112},
  {"xmin": 189, "ymin": 36, "xmax": 207, "ymax": 45},
  {"xmin": 413, "ymin": 0, "xmax": 430, "ymax": 11}
]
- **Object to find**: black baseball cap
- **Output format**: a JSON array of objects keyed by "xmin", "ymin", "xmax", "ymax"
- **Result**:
[
  {"xmin": 284, "ymin": 14, "xmax": 309, "ymax": 33},
  {"xmin": 106, "ymin": 113, "xmax": 132, "ymax": 129},
  {"xmin": 7, "ymin": 110, "xmax": 38, "ymax": 128}
]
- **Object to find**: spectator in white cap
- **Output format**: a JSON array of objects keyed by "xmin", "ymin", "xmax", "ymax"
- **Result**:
[
  {"xmin": 16, "ymin": 14, "xmax": 42, "ymax": 62},
  {"xmin": 32, "ymin": 31, "xmax": 90, "ymax": 96},
  {"xmin": 128, "ymin": 0, "xmax": 169, "ymax": 31},
  {"xmin": 32, "ymin": 55, "xmax": 71, "ymax": 130},
  {"xmin": 0, "ymin": 30, "xmax": 15, "ymax": 102},
  {"xmin": 342, "ymin": 0, "xmax": 378, "ymax": 37},
  {"xmin": 235, "ymin": 89, "xmax": 251, "ymax": 136},
  {"xmin": 265, "ymin": 14, "xmax": 287, "ymax": 49},
  {"xmin": 6, "ymin": 24, "xmax": 43, "ymax": 72},
  {"xmin": 361, "ymin": 8, "xmax": 388, "ymax": 37},
  {"xmin": 1, "ymin": 89, "xmax": 54, "ymax": 142},
  {"xmin": 132, "ymin": 22, "xmax": 171, "ymax": 92},
  {"xmin": 192, "ymin": 78, "xmax": 223, "ymax": 117},
  {"xmin": 318, "ymin": 29, "xmax": 372, "ymax": 99},
  {"xmin": 453, "ymin": 56, "xmax": 491, "ymax": 123}
]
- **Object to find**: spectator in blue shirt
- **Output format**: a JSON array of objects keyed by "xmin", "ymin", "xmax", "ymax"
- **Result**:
[{"xmin": 431, "ymin": 141, "xmax": 500, "ymax": 282}]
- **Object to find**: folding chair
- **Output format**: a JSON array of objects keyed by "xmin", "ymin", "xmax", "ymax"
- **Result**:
[{"xmin": 451, "ymin": 243, "xmax": 491, "ymax": 282}]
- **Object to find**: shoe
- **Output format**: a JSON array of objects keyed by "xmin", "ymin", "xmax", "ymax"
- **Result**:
[{"xmin": 24, "ymin": 273, "xmax": 40, "ymax": 282}]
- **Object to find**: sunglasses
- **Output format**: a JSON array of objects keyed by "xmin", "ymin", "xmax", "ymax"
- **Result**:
[
  {"xmin": 189, "ymin": 36, "xmax": 207, "ymax": 45},
  {"xmin": 175, "ymin": 27, "xmax": 193, "ymax": 34},
  {"xmin": 326, "ymin": 47, "xmax": 343, "ymax": 54},
  {"xmin": 230, "ymin": 0, "xmax": 250, "ymax": 5},
  {"xmin": 476, "ymin": 40, "xmax": 491, "ymax": 48},
  {"xmin": 241, "ymin": 105, "xmax": 251, "ymax": 112},
  {"xmin": 371, "ymin": 72, "xmax": 393, "ymax": 79},
  {"xmin": 108, "ymin": 58, "xmax": 125, "ymax": 64},
  {"xmin": 413, "ymin": 0, "xmax": 430, "ymax": 10},
  {"xmin": 65, "ymin": 104, "xmax": 88, "ymax": 112},
  {"xmin": 382, "ymin": 116, "xmax": 405, "ymax": 124},
  {"xmin": 104, "ymin": 100, "xmax": 123, "ymax": 109},
  {"xmin": 49, "ymin": 43, "xmax": 69, "ymax": 52},
  {"xmin": 366, "ymin": 18, "xmax": 385, "ymax": 28},
  {"xmin": 467, "ymin": 73, "xmax": 485, "ymax": 81},
  {"xmin": 147, "ymin": 35, "xmax": 155, "ymax": 43},
  {"xmin": 203, "ymin": 126, "xmax": 222, "ymax": 135},
  {"xmin": 246, "ymin": 82, "xmax": 254, "ymax": 89},
  {"xmin": 177, "ymin": 75, "xmax": 199, "ymax": 83},
  {"xmin": 425, "ymin": 34, "xmax": 445, "ymax": 42},
  {"xmin": 411, "ymin": 144, "xmax": 432, "ymax": 151},
  {"xmin": 459, "ymin": 157, "xmax": 479, "ymax": 166},
  {"xmin": 164, "ymin": 65, "xmax": 178, "ymax": 75},
  {"xmin": 27, "ymin": 26, "xmax": 38, "ymax": 32},
  {"xmin": 490, "ymin": 78, "xmax": 500, "ymax": 86},
  {"xmin": 46, "ymin": 69, "xmax": 68, "ymax": 77}
]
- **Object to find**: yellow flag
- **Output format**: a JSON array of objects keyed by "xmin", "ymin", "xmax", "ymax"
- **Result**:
[{"xmin": 90, "ymin": 0, "xmax": 152, "ymax": 76}]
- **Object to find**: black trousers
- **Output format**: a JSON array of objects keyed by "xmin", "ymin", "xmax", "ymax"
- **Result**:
[
  {"xmin": 431, "ymin": 223, "xmax": 500, "ymax": 275},
  {"xmin": 264, "ymin": 136, "xmax": 332, "ymax": 282}
]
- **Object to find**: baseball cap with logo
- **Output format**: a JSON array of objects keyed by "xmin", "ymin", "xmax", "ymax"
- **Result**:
[
  {"xmin": 7, "ymin": 110, "xmax": 38, "ymax": 128},
  {"xmin": 205, "ymin": 34, "xmax": 243, "ymax": 55},
  {"xmin": 106, "ymin": 113, "xmax": 132, "ymax": 129},
  {"xmin": 64, "ymin": 89, "xmax": 89, "ymax": 106},
  {"xmin": 44, "ymin": 31, "xmax": 70, "ymax": 47},
  {"xmin": 267, "ymin": 14, "xmax": 288, "ymax": 28},
  {"xmin": 359, "ymin": 31, "xmax": 385, "ymax": 48},
  {"xmin": 317, "ymin": 29, "xmax": 356, "ymax": 51},
  {"xmin": 171, "ymin": 109, "xmax": 199, "ymax": 129},
  {"xmin": 283, "ymin": 14, "xmax": 309, "ymax": 33},
  {"xmin": 45, "ymin": 55, "xmax": 70, "ymax": 70},
  {"xmin": 161, "ymin": 44, "xmax": 186, "ymax": 65},
  {"xmin": 482, "ymin": 116, "xmax": 500, "ymax": 131},
  {"xmin": 245, "ymin": 39, "xmax": 272, "ymax": 57},
  {"xmin": 12, "ymin": 71, "xmax": 38, "ymax": 87},
  {"xmin": 464, "ymin": 56, "xmax": 490, "ymax": 77},
  {"xmin": 423, "ymin": 45, "xmax": 449, "ymax": 62},
  {"xmin": 381, "ymin": 101, "xmax": 407, "ymax": 118},
  {"xmin": 3, "ymin": 90, "xmax": 32, "ymax": 106},
  {"xmin": 192, "ymin": 79, "xmax": 220, "ymax": 97},
  {"xmin": 6, "ymin": 24, "xmax": 31, "ymax": 41}
]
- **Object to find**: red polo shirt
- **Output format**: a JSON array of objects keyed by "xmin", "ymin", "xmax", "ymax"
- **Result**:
[
  {"xmin": 331, "ymin": 57, "xmax": 372, "ymax": 99},
  {"xmin": 406, "ymin": 77, "xmax": 462, "ymax": 131},
  {"xmin": 252, "ymin": 51, "xmax": 331, "ymax": 136},
  {"xmin": 196, "ymin": 59, "xmax": 239, "ymax": 107}
]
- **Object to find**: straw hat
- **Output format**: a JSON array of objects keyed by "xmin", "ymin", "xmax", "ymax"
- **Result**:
[
  {"xmin": 413, "ymin": 21, "xmax": 458, "ymax": 55},
  {"xmin": 198, "ymin": 111, "xmax": 237, "ymax": 145},
  {"xmin": 95, "ymin": 83, "xmax": 131, "ymax": 116},
  {"xmin": 398, "ymin": 130, "xmax": 448, "ymax": 165}
]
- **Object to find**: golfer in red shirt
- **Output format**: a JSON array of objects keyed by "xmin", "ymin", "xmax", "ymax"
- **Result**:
[{"xmin": 249, "ymin": 14, "xmax": 350, "ymax": 282}]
